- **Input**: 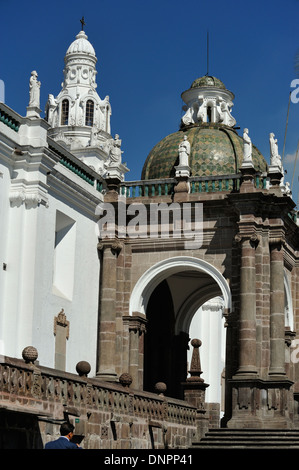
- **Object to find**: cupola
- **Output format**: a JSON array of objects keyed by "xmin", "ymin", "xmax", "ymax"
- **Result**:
[{"xmin": 141, "ymin": 76, "xmax": 267, "ymax": 180}]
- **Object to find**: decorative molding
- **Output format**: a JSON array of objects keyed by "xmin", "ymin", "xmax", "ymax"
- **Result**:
[{"xmin": 9, "ymin": 185, "xmax": 49, "ymax": 209}]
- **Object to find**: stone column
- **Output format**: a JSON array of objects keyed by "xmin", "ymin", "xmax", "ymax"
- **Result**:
[
  {"xmin": 235, "ymin": 233, "xmax": 258, "ymax": 376},
  {"xmin": 269, "ymin": 239, "xmax": 286, "ymax": 376},
  {"xmin": 123, "ymin": 313, "xmax": 147, "ymax": 390},
  {"xmin": 96, "ymin": 241, "xmax": 122, "ymax": 381}
]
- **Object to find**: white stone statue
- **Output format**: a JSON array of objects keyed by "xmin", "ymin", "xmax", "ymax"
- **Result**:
[
  {"xmin": 99, "ymin": 95, "xmax": 111, "ymax": 133},
  {"xmin": 243, "ymin": 128, "xmax": 252, "ymax": 162},
  {"xmin": 269, "ymin": 133, "xmax": 282, "ymax": 169},
  {"xmin": 218, "ymin": 99, "xmax": 236, "ymax": 127},
  {"xmin": 108, "ymin": 134, "xmax": 123, "ymax": 165},
  {"xmin": 45, "ymin": 94, "xmax": 57, "ymax": 124},
  {"xmin": 181, "ymin": 104, "xmax": 195, "ymax": 126},
  {"xmin": 29, "ymin": 71, "xmax": 41, "ymax": 108},
  {"xmin": 284, "ymin": 181, "xmax": 291, "ymax": 195},
  {"xmin": 178, "ymin": 135, "xmax": 190, "ymax": 166}
]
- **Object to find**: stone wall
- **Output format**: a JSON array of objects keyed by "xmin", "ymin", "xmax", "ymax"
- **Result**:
[{"xmin": 0, "ymin": 349, "xmax": 199, "ymax": 449}]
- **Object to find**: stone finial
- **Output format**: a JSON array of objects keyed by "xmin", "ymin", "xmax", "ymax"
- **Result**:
[
  {"xmin": 187, "ymin": 338, "xmax": 204, "ymax": 382},
  {"xmin": 22, "ymin": 346, "xmax": 38, "ymax": 364},
  {"xmin": 154, "ymin": 382, "xmax": 167, "ymax": 396},
  {"xmin": 119, "ymin": 373, "xmax": 133, "ymax": 389},
  {"xmin": 76, "ymin": 361, "xmax": 91, "ymax": 377}
]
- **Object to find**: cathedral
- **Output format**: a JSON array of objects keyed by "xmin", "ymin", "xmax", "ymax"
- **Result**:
[{"xmin": 0, "ymin": 26, "xmax": 299, "ymax": 450}]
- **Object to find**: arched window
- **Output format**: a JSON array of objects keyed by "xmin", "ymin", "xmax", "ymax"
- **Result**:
[
  {"xmin": 85, "ymin": 100, "xmax": 94, "ymax": 126},
  {"xmin": 207, "ymin": 105, "xmax": 212, "ymax": 122},
  {"xmin": 61, "ymin": 99, "xmax": 69, "ymax": 125}
]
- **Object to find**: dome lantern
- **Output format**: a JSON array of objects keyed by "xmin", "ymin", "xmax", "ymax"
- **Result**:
[{"xmin": 181, "ymin": 75, "xmax": 236, "ymax": 128}]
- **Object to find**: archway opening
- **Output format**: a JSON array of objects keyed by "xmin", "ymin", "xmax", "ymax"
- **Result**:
[{"xmin": 133, "ymin": 257, "xmax": 231, "ymax": 401}]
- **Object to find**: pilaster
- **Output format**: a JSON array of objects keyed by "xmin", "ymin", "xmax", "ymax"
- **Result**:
[
  {"xmin": 96, "ymin": 240, "xmax": 122, "ymax": 381},
  {"xmin": 234, "ymin": 232, "xmax": 259, "ymax": 376}
]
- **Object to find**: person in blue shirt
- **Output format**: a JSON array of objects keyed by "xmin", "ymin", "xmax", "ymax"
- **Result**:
[{"xmin": 45, "ymin": 422, "xmax": 81, "ymax": 449}]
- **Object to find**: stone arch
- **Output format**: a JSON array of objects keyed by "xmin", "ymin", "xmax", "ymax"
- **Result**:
[
  {"xmin": 129, "ymin": 256, "xmax": 232, "ymax": 318},
  {"xmin": 175, "ymin": 284, "xmax": 224, "ymax": 335},
  {"xmin": 131, "ymin": 256, "xmax": 231, "ymax": 399}
]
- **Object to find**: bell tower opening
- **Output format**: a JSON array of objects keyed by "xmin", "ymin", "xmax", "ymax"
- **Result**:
[
  {"xmin": 207, "ymin": 105, "xmax": 212, "ymax": 122},
  {"xmin": 85, "ymin": 99, "xmax": 94, "ymax": 126},
  {"xmin": 61, "ymin": 99, "xmax": 69, "ymax": 125}
]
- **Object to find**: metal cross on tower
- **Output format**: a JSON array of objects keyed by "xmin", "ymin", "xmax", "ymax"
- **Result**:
[{"xmin": 80, "ymin": 16, "xmax": 86, "ymax": 31}]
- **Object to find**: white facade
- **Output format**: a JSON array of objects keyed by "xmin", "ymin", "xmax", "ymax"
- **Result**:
[{"xmin": 0, "ymin": 29, "xmax": 128, "ymax": 376}]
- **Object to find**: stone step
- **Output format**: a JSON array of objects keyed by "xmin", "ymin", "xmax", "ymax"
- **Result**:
[{"xmin": 192, "ymin": 428, "xmax": 299, "ymax": 449}]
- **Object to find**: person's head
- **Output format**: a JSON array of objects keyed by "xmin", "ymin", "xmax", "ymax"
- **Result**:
[{"xmin": 60, "ymin": 422, "xmax": 75, "ymax": 440}]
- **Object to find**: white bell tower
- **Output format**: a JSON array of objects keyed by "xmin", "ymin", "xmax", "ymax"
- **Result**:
[{"xmin": 46, "ymin": 23, "xmax": 128, "ymax": 180}]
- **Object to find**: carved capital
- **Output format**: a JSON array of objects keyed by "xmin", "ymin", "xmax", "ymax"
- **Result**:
[
  {"xmin": 123, "ymin": 313, "xmax": 147, "ymax": 334},
  {"xmin": 234, "ymin": 231, "xmax": 260, "ymax": 246},
  {"xmin": 269, "ymin": 236, "xmax": 285, "ymax": 249},
  {"xmin": 98, "ymin": 239, "xmax": 123, "ymax": 254}
]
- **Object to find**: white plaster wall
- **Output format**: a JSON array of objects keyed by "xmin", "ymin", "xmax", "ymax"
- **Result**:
[
  {"xmin": 0, "ymin": 160, "xmax": 11, "ymax": 356},
  {"xmin": 30, "ymin": 191, "xmax": 100, "ymax": 376},
  {"xmin": 188, "ymin": 300, "xmax": 226, "ymax": 406},
  {"xmin": 0, "ymin": 138, "xmax": 100, "ymax": 376}
]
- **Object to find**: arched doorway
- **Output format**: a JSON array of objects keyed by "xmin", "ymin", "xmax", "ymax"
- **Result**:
[{"xmin": 130, "ymin": 257, "xmax": 231, "ymax": 400}]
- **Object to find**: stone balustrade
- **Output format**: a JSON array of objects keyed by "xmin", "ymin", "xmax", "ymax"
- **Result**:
[
  {"xmin": 119, "ymin": 173, "xmax": 269, "ymax": 199},
  {"xmin": 0, "ymin": 347, "xmax": 198, "ymax": 449}
]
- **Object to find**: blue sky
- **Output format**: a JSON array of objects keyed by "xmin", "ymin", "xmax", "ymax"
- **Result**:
[{"xmin": 1, "ymin": 0, "xmax": 299, "ymax": 205}]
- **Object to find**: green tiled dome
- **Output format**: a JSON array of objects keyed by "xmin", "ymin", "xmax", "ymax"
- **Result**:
[{"xmin": 141, "ymin": 124, "xmax": 268, "ymax": 180}]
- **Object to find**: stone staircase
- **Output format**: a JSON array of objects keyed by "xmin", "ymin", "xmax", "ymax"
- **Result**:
[{"xmin": 192, "ymin": 428, "xmax": 299, "ymax": 449}]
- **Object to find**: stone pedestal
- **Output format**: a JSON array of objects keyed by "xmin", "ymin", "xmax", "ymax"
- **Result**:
[
  {"xmin": 104, "ymin": 175, "xmax": 122, "ymax": 202},
  {"xmin": 228, "ymin": 377, "xmax": 294, "ymax": 429},
  {"xmin": 26, "ymin": 106, "xmax": 41, "ymax": 118},
  {"xmin": 268, "ymin": 166, "xmax": 284, "ymax": 194},
  {"xmin": 240, "ymin": 163, "xmax": 256, "ymax": 193},
  {"xmin": 182, "ymin": 339, "xmax": 210, "ymax": 439},
  {"xmin": 173, "ymin": 174, "xmax": 190, "ymax": 202}
]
